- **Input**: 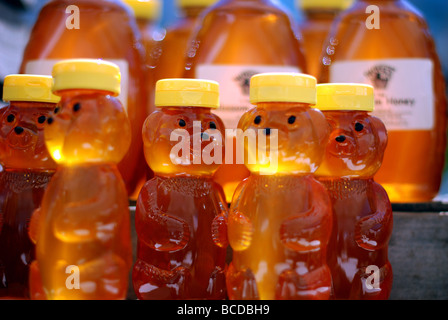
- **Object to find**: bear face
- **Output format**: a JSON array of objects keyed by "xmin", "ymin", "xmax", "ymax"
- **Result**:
[
  {"xmin": 316, "ymin": 111, "xmax": 388, "ymax": 178},
  {"xmin": 238, "ymin": 103, "xmax": 330, "ymax": 175},
  {"xmin": 0, "ymin": 103, "xmax": 57, "ymax": 170},
  {"xmin": 143, "ymin": 107, "xmax": 225, "ymax": 177},
  {"xmin": 44, "ymin": 91, "xmax": 131, "ymax": 165}
]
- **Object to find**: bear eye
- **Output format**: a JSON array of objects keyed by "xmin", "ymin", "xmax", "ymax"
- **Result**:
[
  {"xmin": 37, "ymin": 115, "xmax": 47, "ymax": 124},
  {"xmin": 6, "ymin": 114, "xmax": 15, "ymax": 123},
  {"xmin": 54, "ymin": 107, "xmax": 60, "ymax": 114},
  {"xmin": 288, "ymin": 115, "xmax": 296, "ymax": 124},
  {"xmin": 178, "ymin": 119, "xmax": 186, "ymax": 127},
  {"xmin": 73, "ymin": 103, "xmax": 81, "ymax": 112},
  {"xmin": 355, "ymin": 122, "xmax": 364, "ymax": 132},
  {"xmin": 209, "ymin": 121, "xmax": 217, "ymax": 130},
  {"xmin": 254, "ymin": 115, "xmax": 262, "ymax": 125}
]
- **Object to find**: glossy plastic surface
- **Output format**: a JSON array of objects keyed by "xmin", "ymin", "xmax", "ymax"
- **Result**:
[
  {"xmin": 319, "ymin": 0, "xmax": 447, "ymax": 202},
  {"xmin": 226, "ymin": 102, "xmax": 333, "ymax": 300},
  {"xmin": 183, "ymin": 0, "xmax": 307, "ymax": 202},
  {"xmin": 0, "ymin": 101, "xmax": 56, "ymax": 298},
  {"xmin": 316, "ymin": 110, "xmax": 393, "ymax": 299},
  {"xmin": 153, "ymin": 6, "xmax": 205, "ymax": 81},
  {"xmin": 31, "ymin": 89, "xmax": 132, "ymax": 300},
  {"xmin": 133, "ymin": 106, "xmax": 228, "ymax": 300},
  {"xmin": 299, "ymin": 9, "xmax": 340, "ymax": 78},
  {"xmin": 19, "ymin": 0, "xmax": 148, "ymax": 197}
]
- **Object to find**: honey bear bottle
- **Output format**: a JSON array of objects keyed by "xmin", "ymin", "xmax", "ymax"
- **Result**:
[
  {"xmin": 183, "ymin": 0, "xmax": 307, "ymax": 203},
  {"xmin": 19, "ymin": 0, "xmax": 148, "ymax": 198},
  {"xmin": 227, "ymin": 73, "xmax": 332, "ymax": 300},
  {"xmin": 31, "ymin": 59, "xmax": 133, "ymax": 300},
  {"xmin": 297, "ymin": 0, "xmax": 353, "ymax": 78},
  {"xmin": 0, "ymin": 75, "xmax": 59, "ymax": 298},
  {"xmin": 319, "ymin": 0, "xmax": 447, "ymax": 203},
  {"xmin": 315, "ymin": 83, "xmax": 393, "ymax": 300},
  {"xmin": 133, "ymin": 79, "xmax": 228, "ymax": 300}
]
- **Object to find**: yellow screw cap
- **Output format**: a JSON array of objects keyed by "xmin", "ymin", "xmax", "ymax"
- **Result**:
[
  {"xmin": 52, "ymin": 59, "xmax": 121, "ymax": 96},
  {"xmin": 123, "ymin": 0, "xmax": 161, "ymax": 20},
  {"xmin": 299, "ymin": 0, "xmax": 354, "ymax": 10},
  {"xmin": 155, "ymin": 78, "xmax": 219, "ymax": 108},
  {"xmin": 178, "ymin": 0, "xmax": 217, "ymax": 8},
  {"xmin": 315, "ymin": 83, "xmax": 374, "ymax": 112},
  {"xmin": 250, "ymin": 73, "xmax": 317, "ymax": 105},
  {"xmin": 2, "ymin": 74, "xmax": 60, "ymax": 104}
]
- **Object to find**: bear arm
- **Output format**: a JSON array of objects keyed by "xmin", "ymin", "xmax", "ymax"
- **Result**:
[
  {"xmin": 228, "ymin": 181, "xmax": 253, "ymax": 252},
  {"xmin": 355, "ymin": 182, "xmax": 393, "ymax": 251},
  {"xmin": 280, "ymin": 179, "xmax": 332, "ymax": 252},
  {"xmin": 136, "ymin": 179, "xmax": 190, "ymax": 252}
]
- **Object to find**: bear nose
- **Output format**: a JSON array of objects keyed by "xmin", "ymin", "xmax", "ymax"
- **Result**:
[
  {"xmin": 335, "ymin": 135, "xmax": 346, "ymax": 143},
  {"xmin": 14, "ymin": 126, "xmax": 24, "ymax": 135},
  {"xmin": 263, "ymin": 128, "xmax": 271, "ymax": 136}
]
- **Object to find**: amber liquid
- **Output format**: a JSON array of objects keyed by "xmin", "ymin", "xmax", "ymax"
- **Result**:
[
  {"xmin": 227, "ymin": 174, "xmax": 332, "ymax": 300},
  {"xmin": 0, "ymin": 101, "xmax": 56, "ymax": 298},
  {"xmin": 19, "ymin": 0, "xmax": 148, "ymax": 197},
  {"xmin": 0, "ymin": 170, "xmax": 53, "ymax": 298},
  {"xmin": 183, "ymin": 0, "xmax": 307, "ymax": 202},
  {"xmin": 315, "ymin": 110, "xmax": 393, "ymax": 299},
  {"xmin": 133, "ymin": 176, "xmax": 228, "ymax": 300},
  {"xmin": 153, "ymin": 6, "xmax": 206, "ymax": 81},
  {"xmin": 319, "ymin": 0, "xmax": 447, "ymax": 203},
  {"xmin": 319, "ymin": 178, "xmax": 393, "ymax": 299},
  {"xmin": 35, "ymin": 164, "xmax": 132, "ymax": 300},
  {"xmin": 299, "ymin": 9, "xmax": 341, "ymax": 78}
]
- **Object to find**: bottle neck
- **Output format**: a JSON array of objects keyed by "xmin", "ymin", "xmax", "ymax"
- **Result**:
[
  {"xmin": 255, "ymin": 101, "xmax": 312, "ymax": 110},
  {"xmin": 303, "ymin": 8, "xmax": 341, "ymax": 20},
  {"xmin": 181, "ymin": 6, "xmax": 208, "ymax": 18}
]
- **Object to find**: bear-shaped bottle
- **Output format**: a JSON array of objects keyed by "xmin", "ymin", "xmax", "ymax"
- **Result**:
[
  {"xmin": 0, "ymin": 75, "xmax": 59, "ymax": 298},
  {"xmin": 315, "ymin": 83, "xmax": 393, "ymax": 300},
  {"xmin": 132, "ymin": 79, "xmax": 228, "ymax": 300},
  {"xmin": 31, "ymin": 59, "xmax": 133, "ymax": 300},
  {"xmin": 20, "ymin": 0, "xmax": 148, "ymax": 199},
  {"xmin": 226, "ymin": 73, "xmax": 333, "ymax": 300}
]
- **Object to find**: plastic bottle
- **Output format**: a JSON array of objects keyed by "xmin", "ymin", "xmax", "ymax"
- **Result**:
[
  {"xmin": 297, "ymin": 0, "xmax": 353, "ymax": 78},
  {"xmin": 315, "ymin": 83, "xmax": 393, "ymax": 299},
  {"xmin": 123, "ymin": 0, "xmax": 164, "ymax": 70},
  {"xmin": 183, "ymin": 0, "xmax": 307, "ymax": 202},
  {"xmin": 227, "ymin": 73, "xmax": 332, "ymax": 300},
  {"xmin": 0, "ymin": 75, "xmax": 59, "ymax": 298},
  {"xmin": 153, "ymin": 0, "xmax": 217, "ymax": 81},
  {"xmin": 133, "ymin": 79, "xmax": 228, "ymax": 300},
  {"xmin": 319, "ymin": 0, "xmax": 447, "ymax": 203},
  {"xmin": 19, "ymin": 0, "xmax": 148, "ymax": 198},
  {"xmin": 32, "ymin": 59, "xmax": 133, "ymax": 300}
]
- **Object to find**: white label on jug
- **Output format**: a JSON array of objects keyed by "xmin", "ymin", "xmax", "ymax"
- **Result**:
[
  {"xmin": 196, "ymin": 64, "xmax": 301, "ymax": 129},
  {"xmin": 330, "ymin": 58, "xmax": 434, "ymax": 131},
  {"xmin": 25, "ymin": 59, "xmax": 129, "ymax": 112}
]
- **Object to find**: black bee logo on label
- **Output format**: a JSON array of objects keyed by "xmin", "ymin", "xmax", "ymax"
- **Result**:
[
  {"xmin": 234, "ymin": 70, "xmax": 259, "ymax": 95},
  {"xmin": 364, "ymin": 65, "xmax": 396, "ymax": 89}
]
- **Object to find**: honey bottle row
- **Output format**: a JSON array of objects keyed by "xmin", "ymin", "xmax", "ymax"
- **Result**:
[{"xmin": 0, "ymin": 61, "xmax": 393, "ymax": 300}]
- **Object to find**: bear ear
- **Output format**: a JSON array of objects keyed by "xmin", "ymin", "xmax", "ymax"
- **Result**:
[
  {"xmin": 237, "ymin": 107, "xmax": 256, "ymax": 131},
  {"xmin": 369, "ymin": 115, "xmax": 388, "ymax": 155},
  {"xmin": 142, "ymin": 110, "xmax": 164, "ymax": 146},
  {"xmin": 308, "ymin": 108, "xmax": 331, "ymax": 145}
]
